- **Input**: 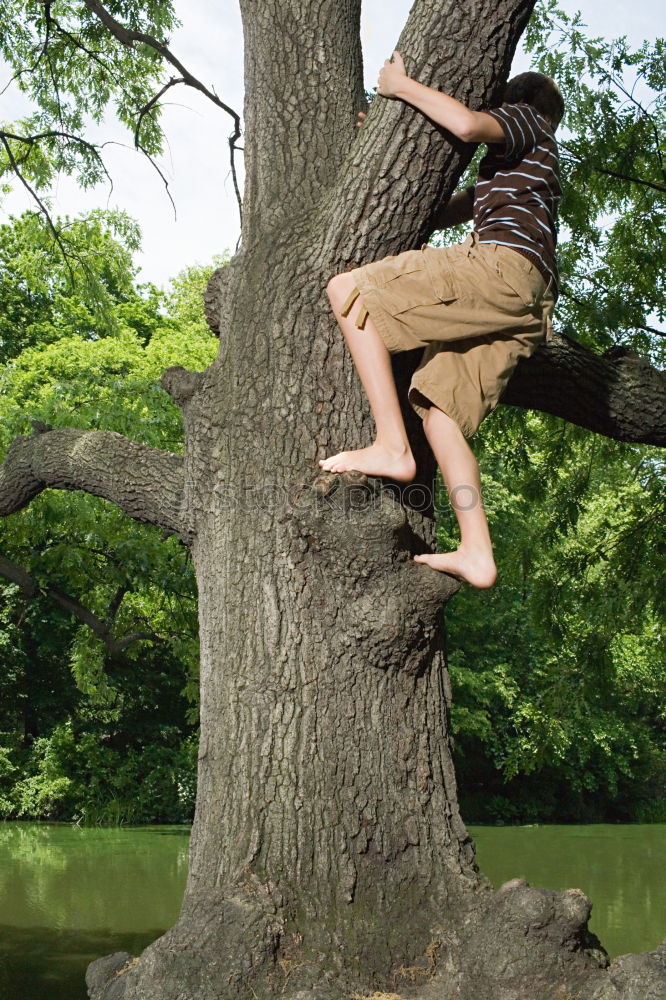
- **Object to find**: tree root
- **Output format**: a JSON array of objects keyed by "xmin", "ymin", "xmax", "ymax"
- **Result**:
[
  {"xmin": 414, "ymin": 878, "xmax": 666, "ymax": 1000},
  {"xmin": 86, "ymin": 881, "xmax": 283, "ymax": 1000},
  {"xmin": 85, "ymin": 863, "xmax": 666, "ymax": 1000}
]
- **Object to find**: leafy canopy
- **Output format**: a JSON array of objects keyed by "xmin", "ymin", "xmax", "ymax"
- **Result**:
[
  {"xmin": 0, "ymin": 210, "xmax": 224, "ymax": 823},
  {"xmin": 0, "ymin": 0, "xmax": 180, "ymax": 192}
]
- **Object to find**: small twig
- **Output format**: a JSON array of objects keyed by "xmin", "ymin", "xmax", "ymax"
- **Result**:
[
  {"xmin": 560, "ymin": 146, "xmax": 666, "ymax": 193},
  {"xmin": 586, "ymin": 507, "xmax": 666, "ymax": 563},
  {"xmin": 0, "ymin": 2, "xmax": 52, "ymax": 95},
  {"xmin": 43, "ymin": 3, "xmax": 67, "ymax": 139},
  {"xmin": 134, "ymin": 76, "xmax": 184, "ymax": 147},
  {"xmin": 48, "ymin": 13, "xmax": 125, "ymax": 90},
  {"xmin": 135, "ymin": 138, "xmax": 177, "ymax": 220},
  {"xmin": 562, "ymin": 278, "xmax": 666, "ymax": 340}
]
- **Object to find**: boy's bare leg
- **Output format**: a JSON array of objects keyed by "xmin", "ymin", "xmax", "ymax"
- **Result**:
[
  {"xmin": 414, "ymin": 405, "xmax": 497, "ymax": 588},
  {"xmin": 318, "ymin": 274, "xmax": 416, "ymax": 482}
]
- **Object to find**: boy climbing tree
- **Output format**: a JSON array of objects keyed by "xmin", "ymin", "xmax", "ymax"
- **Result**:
[{"xmin": 319, "ymin": 53, "xmax": 564, "ymax": 589}]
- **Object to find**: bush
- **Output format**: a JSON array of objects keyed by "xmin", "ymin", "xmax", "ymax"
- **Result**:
[{"xmin": 0, "ymin": 723, "xmax": 198, "ymax": 824}]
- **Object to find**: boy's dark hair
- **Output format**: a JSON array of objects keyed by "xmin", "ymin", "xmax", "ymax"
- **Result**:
[{"xmin": 504, "ymin": 71, "xmax": 564, "ymax": 129}]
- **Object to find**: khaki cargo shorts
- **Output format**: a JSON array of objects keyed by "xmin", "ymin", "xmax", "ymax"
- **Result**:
[{"xmin": 342, "ymin": 231, "xmax": 555, "ymax": 439}]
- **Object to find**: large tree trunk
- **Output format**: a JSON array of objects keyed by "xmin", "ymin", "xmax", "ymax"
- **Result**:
[{"xmin": 1, "ymin": 1, "xmax": 664, "ymax": 998}]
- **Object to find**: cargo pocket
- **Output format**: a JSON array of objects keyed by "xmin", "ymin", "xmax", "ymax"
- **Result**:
[
  {"xmin": 494, "ymin": 251, "xmax": 544, "ymax": 309},
  {"xmin": 422, "ymin": 246, "xmax": 459, "ymax": 305},
  {"xmin": 379, "ymin": 250, "xmax": 449, "ymax": 316}
]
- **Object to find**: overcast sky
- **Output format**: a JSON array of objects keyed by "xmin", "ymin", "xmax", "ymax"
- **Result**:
[{"xmin": 0, "ymin": 1, "xmax": 662, "ymax": 289}]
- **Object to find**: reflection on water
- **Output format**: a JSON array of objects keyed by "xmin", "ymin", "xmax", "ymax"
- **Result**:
[
  {"xmin": 0, "ymin": 924, "xmax": 167, "ymax": 1000},
  {"xmin": 0, "ymin": 822, "xmax": 664, "ymax": 999},
  {"xmin": 469, "ymin": 823, "xmax": 666, "ymax": 960},
  {"xmin": 0, "ymin": 823, "xmax": 189, "ymax": 1000}
]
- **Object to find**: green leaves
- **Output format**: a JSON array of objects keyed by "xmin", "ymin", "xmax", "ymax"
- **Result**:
[
  {"xmin": 524, "ymin": 1, "xmax": 666, "ymax": 356},
  {"xmin": 0, "ymin": 1, "xmax": 243, "ymax": 253},
  {"xmin": 0, "ymin": 0, "xmax": 180, "ymax": 160},
  {"xmin": 0, "ymin": 212, "xmax": 223, "ymax": 822},
  {"xmin": 0, "ymin": 208, "xmax": 144, "ymax": 363},
  {"xmin": 0, "ymin": 0, "xmax": 180, "ymax": 276},
  {"xmin": 439, "ymin": 5, "xmax": 665, "ymax": 824},
  {"xmin": 446, "ymin": 412, "xmax": 665, "ymax": 822}
]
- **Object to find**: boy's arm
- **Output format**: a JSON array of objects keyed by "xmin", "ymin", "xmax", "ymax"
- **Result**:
[
  {"xmin": 431, "ymin": 187, "xmax": 475, "ymax": 230},
  {"xmin": 377, "ymin": 51, "xmax": 505, "ymax": 144}
]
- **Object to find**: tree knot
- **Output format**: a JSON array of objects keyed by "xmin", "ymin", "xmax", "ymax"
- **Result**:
[
  {"xmin": 160, "ymin": 366, "xmax": 205, "ymax": 406},
  {"xmin": 204, "ymin": 264, "xmax": 232, "ymax": 337},
  {"xmin": 30, "ymin": 419, "xmax": 53, "ymax": 436}
]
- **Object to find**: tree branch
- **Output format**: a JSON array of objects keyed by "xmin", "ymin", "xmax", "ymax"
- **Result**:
[
  {"xmin": 0, "ymin": 552, "xmax": 156, "ymax": 654},
  {"xmin": 107, "ymin": 584, "xmax": 128, "ymax": 622},
  {"xmin": 0, "ymin": 128, "xmax": 124, "ymax": 282},
  {"xmin": 501, "ymin": 331, "xmax": 666, "ymax": 445},
  {"xmin": 134, "ymin": 75, "xmax": 184, "ymax": 147},
  {"xmin": 1, "ymin": 127, "xmax": 114, "ymax": 184},
  {"xmin": 0, "ymin": 423, "xmax": 193, "ymax": 541},
  {"xmin": 47, "ymin": 11, "xmax": 125, "ymax": 90},
  {"xmin": 79, "ymin": 0, "xmax": 243, "ymax": 227},
  {"xmin": 322, "ymin": 0, "xmax": 535, "ymax": 266},
  {"xmin": 560, "ymin": 286, "xmax": 666, "ymax": 340},
  {"xmin": 6, "ymin": 11, "xmax": 182, "ymax": 223},
  {"xmin": 560, "ymin": 146, "xmax": 666, "ymax": 193},
  {"xmin": 546, "ymin": 14, "xmax": 666, "ymax": 188}
]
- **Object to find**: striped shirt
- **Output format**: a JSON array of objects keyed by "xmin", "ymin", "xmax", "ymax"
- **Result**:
[{"xmin": 470, "ymin": 102, "xmax": 561, "ymax": 297}]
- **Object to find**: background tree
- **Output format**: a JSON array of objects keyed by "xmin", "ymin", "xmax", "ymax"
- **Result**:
[
  {"xmin": 446, "ymin": 410, "xmax": 666, "ymax": 824},
  {"xmin": 0, "ymin": 211, "xmax": 220, "ymax": 823},
  {"xmin": 1, "ymin": 2, "xmax": 665, "ymax": 999}
]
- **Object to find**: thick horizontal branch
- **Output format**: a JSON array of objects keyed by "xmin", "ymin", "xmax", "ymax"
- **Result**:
[
  {"xmin": 501, "ymin": 332, "xmax": 666, "ymax": 445},
  {"xmin": 0, "ymin": 553, "xmax": 155, "ymax": 653},
  {"xmin": 0, "ymin": 423, "xmax": 193, "ymax": 541}
]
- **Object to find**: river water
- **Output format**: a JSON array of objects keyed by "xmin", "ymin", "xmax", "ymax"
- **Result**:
[{"xmin": 0, "ymin": 822, "xmax": 663, "ymax": 1000}]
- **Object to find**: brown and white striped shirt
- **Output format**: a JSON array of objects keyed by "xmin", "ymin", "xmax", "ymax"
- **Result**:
[{"xmin": 470, "ymin": 102, "xmax": 561, "ymax": 297}]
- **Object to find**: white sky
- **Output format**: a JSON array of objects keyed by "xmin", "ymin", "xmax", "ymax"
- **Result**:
[{"xmin": 0, "ymin": 1, "xmax": 662, "ymax": 290}]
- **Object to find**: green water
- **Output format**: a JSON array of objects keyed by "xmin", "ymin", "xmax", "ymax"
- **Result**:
[
  {"xmin": 0, "ymin": 823, "xmax": 190, "ymax": 1000},
  {"xmin": 0, "ymin": 822, "xmax": 664, "ymax": 1000}
]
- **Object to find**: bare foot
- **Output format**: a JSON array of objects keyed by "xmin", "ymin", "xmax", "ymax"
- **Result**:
[
  {"xmin": 318, "ymin": 442, "xmax": 416, "ymax": 482},
  {"xmin": 413, "ymin": 547, "xmax": 497, "ymax": 589}
]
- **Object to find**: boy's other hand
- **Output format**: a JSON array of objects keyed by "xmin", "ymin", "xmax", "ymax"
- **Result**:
[
  {"xmin": 377, "ymin": 50, "xmax": 408, "ymax": 99},
  {"xmin": 356, "ymin": 111, "xmax": 367, "ymax": 127}
]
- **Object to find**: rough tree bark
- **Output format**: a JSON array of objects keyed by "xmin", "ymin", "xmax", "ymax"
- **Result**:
[{"xmin": 1, "ymin": 1, "xmax": 665, "ymax": 998}]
